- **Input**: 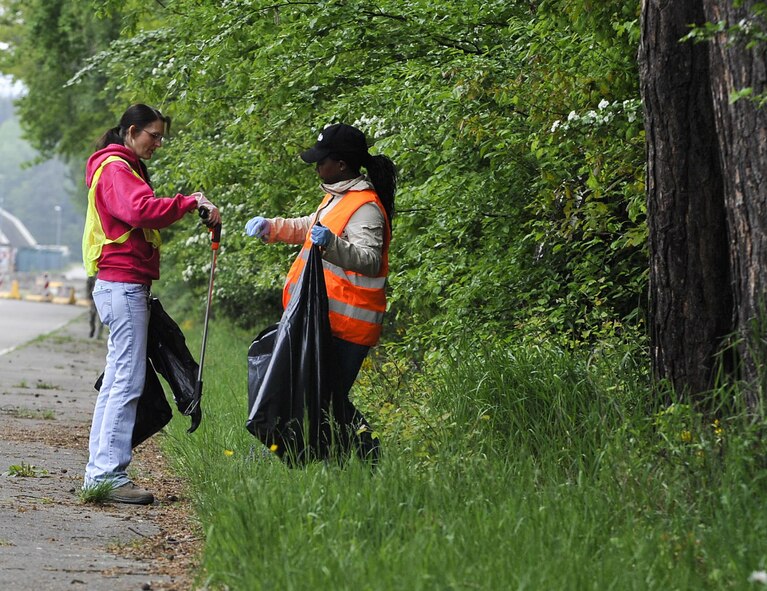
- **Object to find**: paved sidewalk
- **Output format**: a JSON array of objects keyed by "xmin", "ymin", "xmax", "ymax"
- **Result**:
[{"xmin": 0, "ymin": 311, "xmax": 197, "ymax": 590}]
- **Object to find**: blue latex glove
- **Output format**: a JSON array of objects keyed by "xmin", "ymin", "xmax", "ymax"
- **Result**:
[
  {"xmin": 245, "ymin": 216, "xmax": 270, "ymax": 239},
  {"xmin": 311, "ymin": 223, "xmax": 333, "ymax": 247}
]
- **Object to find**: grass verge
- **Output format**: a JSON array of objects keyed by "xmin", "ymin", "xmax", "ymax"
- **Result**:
[{"xmin": 158, "ymin": 319, "xmax": 767, "ymax": 590}]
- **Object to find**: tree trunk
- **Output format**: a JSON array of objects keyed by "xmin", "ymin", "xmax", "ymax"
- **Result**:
[
  {"xmin": 639, "ymin": 0, "xmax": 733, "ymax": 402},
  {"xmin": 703, "ymin": 0, "xmax": 767, "ymax": 408}
]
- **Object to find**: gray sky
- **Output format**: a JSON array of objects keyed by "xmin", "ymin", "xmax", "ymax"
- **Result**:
[{"xmin": 0, "ymin": 74, "xmax": 25, "ymax": 98}]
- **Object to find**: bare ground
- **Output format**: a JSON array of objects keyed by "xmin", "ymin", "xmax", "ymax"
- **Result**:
[{"xmin": 0, "ymin": 310, "xmax": 202, "ymax": 591}]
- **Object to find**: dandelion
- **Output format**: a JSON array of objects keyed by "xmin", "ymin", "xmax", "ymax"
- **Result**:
[
  {"xmin": 223, "ymin": 449, "xmax": 234, "ymax": 457},
  {"xmin": 712, "ymin": 418, "xmax": 724, "ymax": 438},
  {"xmin": 480, "ymin": 414, "xmax": 491, "ymax": 421},
  {"xmin": 680, "ymin": 430, "xmax": 693, "ymax": 443},
  {"xmin": 269, "ymin": 444, "xmax": 279, "ymax": 453}
]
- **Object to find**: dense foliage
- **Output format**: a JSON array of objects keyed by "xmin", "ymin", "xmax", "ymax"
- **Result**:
[{"xmin": 0, "ymin": 0, "xmax": 646, "ymax": 351}]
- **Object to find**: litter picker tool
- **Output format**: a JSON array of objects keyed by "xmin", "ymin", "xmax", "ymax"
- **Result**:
[{"xmin": 188, "ymin": 208, "xmax": 221, "ymax": 431}]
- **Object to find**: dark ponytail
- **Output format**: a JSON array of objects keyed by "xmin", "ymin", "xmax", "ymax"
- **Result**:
[
  {"xmin": 364, "ymin": 154, "xmax": 397, "ymax": 225},
  {"xmin": 94, "ymin": 103, "xmax": 171, "ymax": 185},
  {"xmin": 96, "ymin": 125, "xmax": 123, "ymax": 149}
]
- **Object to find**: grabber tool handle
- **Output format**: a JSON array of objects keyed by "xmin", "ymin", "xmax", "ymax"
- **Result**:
[
  {"xmin": 191, "ymin": 206, "xmax": 221, "ymax": 432},
  {"xmin": 198, "ymin": 206, "xmax": 222, "ymax": 247}
]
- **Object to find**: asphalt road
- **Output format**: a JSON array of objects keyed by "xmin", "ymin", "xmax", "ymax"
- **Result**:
[{"xmin": 0, "ymin": 299, "xmax": 88, "ymax": 355}]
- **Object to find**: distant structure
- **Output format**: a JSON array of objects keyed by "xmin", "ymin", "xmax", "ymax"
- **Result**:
[{"xmin": 0, "ymin": 207, "xmax": 68, "ymax": 273}]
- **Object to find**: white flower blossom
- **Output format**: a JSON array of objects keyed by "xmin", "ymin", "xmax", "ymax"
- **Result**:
[
  {"xmin": 749, "ymin": 571, "xmax": 767, "ymax": 584},
  {"xmin": 550, "ymin": 120, "xmax": 561, "ymax": 133},
  {"xmin": 598, "ymin": 99, "xmax": 609, "ymax": 110}
]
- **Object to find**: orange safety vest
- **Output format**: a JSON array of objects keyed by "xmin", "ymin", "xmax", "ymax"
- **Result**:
[{"xmin": 282, "ymin": 189, "xmax": 390, "ymax": 347}]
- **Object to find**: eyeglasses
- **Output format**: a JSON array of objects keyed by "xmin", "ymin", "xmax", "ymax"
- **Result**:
[{"xmin": 141, "ymin": 129, "xmax": 165, "ymax": 144}]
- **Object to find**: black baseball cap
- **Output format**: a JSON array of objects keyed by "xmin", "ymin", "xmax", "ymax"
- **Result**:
[{"xmin": 300, "ymin": 123, "xmax": 370, "ymax": 164}]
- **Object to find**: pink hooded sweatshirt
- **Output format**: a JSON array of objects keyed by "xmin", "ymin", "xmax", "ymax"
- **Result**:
[{"xmin": 85, "ymin": 144, "xmax": 198, "ymax": 285}]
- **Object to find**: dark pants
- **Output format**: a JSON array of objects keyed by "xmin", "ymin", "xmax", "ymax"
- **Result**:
[
  {"xmin": 331, "ymin": 336, "xmax": 380, "ymax": 463},
  {"xmin": 89, "ymin": 300, "xmax": 104, "ymax": 338}
]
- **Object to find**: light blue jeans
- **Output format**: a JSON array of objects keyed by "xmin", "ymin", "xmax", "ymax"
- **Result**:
[{"xmin": 84, "ymin": 279, "xmax": 150, "ymax": 488}]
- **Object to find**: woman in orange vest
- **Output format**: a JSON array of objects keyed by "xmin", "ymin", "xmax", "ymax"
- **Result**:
[
  {"xmin": 245, "ymin": 123, "xmax": 397, "ymax": 463},
  {"xmin": 83, "ymin": 104, "xmax": 221, "ymax": 504}
]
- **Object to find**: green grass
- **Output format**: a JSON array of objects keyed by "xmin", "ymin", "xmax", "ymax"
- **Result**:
[
  {"xmin": 5, "ymin": 462, "xmax": 48, "ymax": 477},
  {"xmin": 79, "ymin": 480, "xmax": 115, "ymax": 504},
  {"xmin": 157, "ymin": 319, "xmax": 767, "ymax": 590},
  {"xmin": 1, "ymin": 407, "xmax": 56, "ymax": 420}
]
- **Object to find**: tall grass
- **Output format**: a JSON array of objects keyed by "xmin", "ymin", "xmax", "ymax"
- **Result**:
[{"xmin": 159, "ymin": 320, "xmax": 767, "ymax": 590}]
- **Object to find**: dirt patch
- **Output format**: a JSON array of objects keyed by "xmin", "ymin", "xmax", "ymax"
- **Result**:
[
  {"xmin": 119, "ymin": 438, "xmax": 203, "ymax": 589},
  {"xmin": 0, "ymin": 310, "xmax": 203, "ymax": 590}
]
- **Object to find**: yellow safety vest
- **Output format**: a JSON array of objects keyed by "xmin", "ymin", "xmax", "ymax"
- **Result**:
[{"xmin": 82, "ymin": 156, "xmax": 162, "ymax": 276}]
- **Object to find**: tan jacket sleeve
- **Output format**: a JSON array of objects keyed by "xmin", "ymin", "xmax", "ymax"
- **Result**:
[
  {"xmin": 321, "ymin": 202, "xmax": 385, "ymax": 276},
  {"xmin": 265, "ymin": 215, "xmax": 313, "ymax": 245}
]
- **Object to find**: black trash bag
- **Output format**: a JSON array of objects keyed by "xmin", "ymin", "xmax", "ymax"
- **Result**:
[
  {"xmin": 246, "ymin": 244, "xmax": 335, "ymax": 464},
  {"xmin": 247, "ymin": 323, "xmax": 278, "ymax": 413},
  {"xmin": 93, "ymin": 362, "xmax": 173, "ymax": 449},
  {"xmin": 146, "ymin": 297, "xmax": 202, "ymax": 433},
  {"xmin": 93, "ymin": 297, "xmax": 202, "ymax": 446}
]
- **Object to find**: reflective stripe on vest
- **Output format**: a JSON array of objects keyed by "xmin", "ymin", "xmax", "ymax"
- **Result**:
[
  {"xmin": 286, "ymin": 275, "xmax": 386, "ymax": 324},
  {"xmin": 287, "ymin": 248, "xmax": 388, "ymax": 290},
  {"xmin": 282, "ymin": 190, "xmax": 390, "ymax": 347},
  {"xmin": 82, "ymin": 156, "xmax": 162, "ymax": 276}
]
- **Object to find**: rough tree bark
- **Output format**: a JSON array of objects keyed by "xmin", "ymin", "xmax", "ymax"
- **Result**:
[
  {"xmin": 639, "ymin": 0, "xmax": 733, "ymax": 402},
  {"xmin": 703, "ymin": 0, "xmax": 767, "ymax": 408}
]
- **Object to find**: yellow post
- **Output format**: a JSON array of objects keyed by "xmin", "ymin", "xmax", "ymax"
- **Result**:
[
  {"xmin": 68, "ymin": 287, "xmax": 76, "ymax": 305},
  {"xmin": 9, "ymin": 280, "xmax": 20, "ymax": 300}
]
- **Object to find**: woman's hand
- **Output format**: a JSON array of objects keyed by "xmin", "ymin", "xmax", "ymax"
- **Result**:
[
  {"xmin": 193, "ymin": 192, "xmax": 221, "ymax": 227},
  {"xmin": 245, "ymin": 216, "xmax": 271, "ymax": 240},
  {"xmin": 311, "ymin": 223, "xmax": 334, "ymax": 247}
]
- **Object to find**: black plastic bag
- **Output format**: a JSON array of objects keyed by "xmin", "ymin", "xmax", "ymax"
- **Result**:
[
  {"xmin": 146, "ymin": 297, "xmax": 202, "ymax": 432},
  {"xmin": 133, "ymin": 363, "xmax": 174, "ymax": 446},
  {"xmin": 94, "ymin": 363, "xmax": 173, "ymax": 448},
  {"xmin": 94, "ymin": 297, "xmax": 201, "ymax": 447},
  {"xmin": 246, "ymin": 244, "xmax": 335, "ymax": 463},
  {"xmin": 247, "ymin": 323, "xmax": 278, "ymax": 414}
]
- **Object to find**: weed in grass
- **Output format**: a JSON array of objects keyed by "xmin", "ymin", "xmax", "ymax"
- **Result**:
[
  {"xmin": 5, "ymin": 462, "xmax": 49, "ymax": 477},
  {"xmin": 79, "ymin": 481, "xmax": 115, "ymax": 504},
  {"xmin": 13, "ymin": 379, "xmax": 28, "ymax": 388},
  {"xmin": 0, "ymin": 539, "xmax": 14, "ymax": 547},
  {"xmin": 107, "ymin": 539, "xmax": 144, "ymax": 553},
  {"xmin": 2, "ymin": 407, "xmax": 56, "ymax": 420},
  {"xmin": 35, "ymin": 380, "xmax": 59, "ymax": 390}
]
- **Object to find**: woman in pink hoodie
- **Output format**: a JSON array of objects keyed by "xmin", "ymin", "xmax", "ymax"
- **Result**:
[{"xmin": 82, "ymin": 104, "xmax": 220, "ymax": 504}]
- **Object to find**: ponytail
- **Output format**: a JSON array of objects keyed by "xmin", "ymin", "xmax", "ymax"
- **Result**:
[
  {"xmin": 365, "ymin": 154, "xmax": 397, "ymax": 225},
  {"xmin": 95, "ymin": 125, "xmax": 123, "ymax": 151}
]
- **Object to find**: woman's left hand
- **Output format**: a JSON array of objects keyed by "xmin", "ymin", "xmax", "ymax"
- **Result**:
[{"xmin": 311, "ymin": 224, "xmax": 334, "ymax": 247}]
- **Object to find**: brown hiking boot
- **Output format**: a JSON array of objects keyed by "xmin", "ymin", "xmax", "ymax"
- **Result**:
[{"xmin": 107, "ymin": 482, "xmax": 154, "ymax": 505}]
